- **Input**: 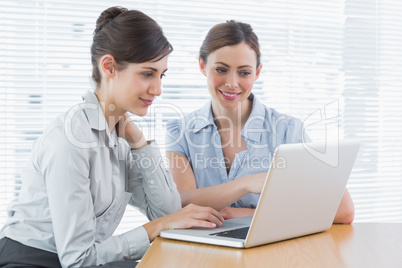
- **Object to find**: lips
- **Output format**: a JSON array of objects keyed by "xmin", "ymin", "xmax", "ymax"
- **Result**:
[
  {"xmin": 218, "ymin": 89, "xmax": 241, "ymax": 100},
  {"xmin": 140, "ymin": 98, "xmax": 153, "ymax": 106}
]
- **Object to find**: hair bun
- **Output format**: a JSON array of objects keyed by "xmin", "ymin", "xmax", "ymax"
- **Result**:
[{"xmin": 94, "ymin": 6, "xmax": 127, "ymax": 34}]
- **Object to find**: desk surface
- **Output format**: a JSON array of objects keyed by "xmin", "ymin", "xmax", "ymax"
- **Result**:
[{"xmin": 138, "ymin": 223, "xmax": 402, "ymax": 268}]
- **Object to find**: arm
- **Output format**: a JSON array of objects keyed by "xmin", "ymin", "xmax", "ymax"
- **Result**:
[
  {"xmin": 127, "ymin": 142, "xmax": 181, "ymax": 219},
  {"xmin": 333, "ymin": 188, "xmax": 355, "ymax": 224},
  {"xmin": 118, "ymin": 113, "xmax": 181, "ymax": 218},
  {"xmin": 127, "ymin": 142, "xmax": 225, "ymax": 243},
  {"xmin": 118, "ymin": 114, "xmax": 225, "ymax": 240},
  {"xmin": 166, "ymin": 151, "xmax": 266, "ymax": 212}
]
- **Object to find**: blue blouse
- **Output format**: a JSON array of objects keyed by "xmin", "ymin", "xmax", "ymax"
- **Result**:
[{"xmin": 165, "ymin": 94, "xmax": 309, "ymax": 208}]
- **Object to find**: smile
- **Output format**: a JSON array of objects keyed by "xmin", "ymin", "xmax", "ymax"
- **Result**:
[
  {"xmin": 140, "ymin": 98, "xmax": 154, "ymax": 106},
  {"xmin": 218, "ymin": 89, "xmax": 241, "ymax": 100},
  {"xmin": 222, "ymin": 91, "xmax": 238, "ymax": 97}
]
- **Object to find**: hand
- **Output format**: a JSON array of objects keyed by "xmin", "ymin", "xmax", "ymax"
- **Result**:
[
  {"xmin": 243, "ymin": 173, "xmax": 267, "ymax": 194},
  {"xmin": 116, "ymin": 112, "xmax": 147, "ymax": 149},
  {"xmin": 161, "ymin": 203, "xmax": 224, "ymax": 230},
  {"xmin": 143, "ymin": 204, "xmax": 224, "ymax": 242},
  {"xmin": 220, "ymin": 207, "xmax": 255, "ymax": 220}
]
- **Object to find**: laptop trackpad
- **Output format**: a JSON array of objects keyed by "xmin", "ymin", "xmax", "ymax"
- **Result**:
[{"xmin": 189, "ymin": 216, "xmax": 252, "ymax": 233}]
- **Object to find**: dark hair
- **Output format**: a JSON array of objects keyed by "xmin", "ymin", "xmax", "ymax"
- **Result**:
[
  {"xmin": 91, "ymin": 6, "xmax": 173, "ymax": 87},
  {"xmin": 199, "ymin": 20, "xmax": 261, "ymax": 68}
]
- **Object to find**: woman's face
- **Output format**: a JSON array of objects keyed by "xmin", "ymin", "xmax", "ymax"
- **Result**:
[
  {"xmin": 199, "ymin": 42, "xmax": 262, "ymax": 109},
  {"xmin": 110, "ymin": 56, "xmax": 168, "ymax": 117}
]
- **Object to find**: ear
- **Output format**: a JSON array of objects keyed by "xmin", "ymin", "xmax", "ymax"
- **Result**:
[
  {"xmin": 100, "ymin": 54, "xmax": 116, "ymax": 79},
  {"xmin": 255, "ymin": 64, "xmax": 263, "ymax": 81},
  {"xmin": 198, "ymin": 58, "xmax": 207, "ymax": 77}
]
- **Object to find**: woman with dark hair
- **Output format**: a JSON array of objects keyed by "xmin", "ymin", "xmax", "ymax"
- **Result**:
[
  {"xmin": 0, "ymin": 7, "xmax": 223, "ymax": 268},
  {"xmin": 166, "ymin": 20, "xmax": 355, "ymax": 223}
]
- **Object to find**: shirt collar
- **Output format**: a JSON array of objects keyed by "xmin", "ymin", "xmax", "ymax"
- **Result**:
[
  {"xmin": 192, "ymin": 100, "xmax": 216, "ymax": 132},
  {"xmin": 241, "ymin": 93, "xmax": 267, "ymax": 143},
  {"xmin": 81, "ymin": 90, "xmax": 117, "ymax": 148},
  {"xmin": 82, "ymin": 90, "xmax": 107, "ymax": 131},
  {"xmin": 192, "ymin": 93, "xmax": 267, "ymax": 143}
]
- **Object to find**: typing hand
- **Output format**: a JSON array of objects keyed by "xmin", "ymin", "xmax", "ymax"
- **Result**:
[
  {"xmin": 143, "ymin": 204, "xmax": 224, "ymax": 242},
  {"xmin": 162, "ymin": 204, "xmax": 224, "ymax": 230}
]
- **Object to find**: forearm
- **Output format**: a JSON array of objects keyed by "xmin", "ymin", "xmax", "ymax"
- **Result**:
[
  {"xmin": 129, "ymin": 142, "xmax": 181, "ymax": 219},
  {"xmin": 221, "ymin": 207, "xmax": 255, "ymax": 219},
  {"xmin": 180, "ymin": 178, "xmax": 249, "ymax": 211}
]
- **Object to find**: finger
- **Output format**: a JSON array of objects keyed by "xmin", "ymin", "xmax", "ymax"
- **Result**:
[
  {"xmin": 220, "ymin": 208, "xmax": 233, "ymax": 220},
  {"xmin": 210, "ymin": 208, "xmax": 225, "ymax": 223},
  {"xmin": 196, "ymin": 206, "xmax": 225, "ymax": 223},
  {"xmin": 193, "ymin": 212, "xmax": 223, "ymax": 227},
  {"xmin": 190, "ymin": 220, "xmax": 217, "ymax": 229},
  {"xmin": 221, "ymin": 212, "xmax": 233, "ymax": 220}
]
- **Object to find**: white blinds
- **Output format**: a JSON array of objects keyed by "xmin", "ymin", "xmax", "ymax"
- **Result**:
[{"xmin": 1, "ymin": 0, "xmax": 401, "ymax": 235}]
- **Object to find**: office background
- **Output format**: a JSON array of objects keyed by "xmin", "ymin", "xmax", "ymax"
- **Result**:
[{"xmin": 1, "ymin": 0, "xmax": 401, "ymax": 234}]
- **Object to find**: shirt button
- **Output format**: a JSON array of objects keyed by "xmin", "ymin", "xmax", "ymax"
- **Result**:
[{"xmin": 150, "ymin": 180, "xmax": 155, "ymax": 185}]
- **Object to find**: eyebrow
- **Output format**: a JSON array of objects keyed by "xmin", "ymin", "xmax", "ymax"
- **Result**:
[
  {"xmin": 215, "ymin": 62, "xmax": 252, "ymax": 69},
  {"xmin": 142, "ymin": 67, "xmax": 168, "ymax": 73}
]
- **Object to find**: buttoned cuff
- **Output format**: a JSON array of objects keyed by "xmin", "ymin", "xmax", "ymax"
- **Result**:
[{"xmin": 122, "ymin": 226, "xmax": 151, "ymax": 260}]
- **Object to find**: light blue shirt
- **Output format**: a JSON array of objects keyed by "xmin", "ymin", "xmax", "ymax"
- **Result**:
[
  {"xmin": 1, "ymin": 90, "xmax": 181, "ymax": 267},
  {"xmin": 166, "ymin": 94, "xmax": 309, "ymax": 208}
]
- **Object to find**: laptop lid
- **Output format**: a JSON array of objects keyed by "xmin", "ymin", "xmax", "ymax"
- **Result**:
[{"xmin": 244, "ymin": 139, "xmax": 360, "ymax": 247}]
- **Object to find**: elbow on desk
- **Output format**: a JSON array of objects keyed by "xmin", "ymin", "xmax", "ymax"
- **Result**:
[
  {"xmin": 334, "ymin": 204, "xmax": 355, "ymax": 224},
  {"xmin": 341, "ymin": 209, "xmax": 355, "ymax": 224}
]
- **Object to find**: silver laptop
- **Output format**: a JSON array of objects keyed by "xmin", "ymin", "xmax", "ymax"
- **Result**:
[{"xmin": 161, "ymin": 139, "xmax": 360, "ymax": 248}]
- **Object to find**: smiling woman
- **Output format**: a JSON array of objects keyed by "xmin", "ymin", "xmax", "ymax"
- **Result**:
[
  {"xmin": 165, "ymin": 20, "xmax": 355, "ymax": 224},
  {"xmin": 0, "ymin": 6, "xmax": 224, "ymax": 268},
  {"xmin": 96, "ymin": 58, "xmax": 168, "ymax": 126},
  {"xmin": 200, "ymin": 43, "xmax": 261, "ymax": 110}
]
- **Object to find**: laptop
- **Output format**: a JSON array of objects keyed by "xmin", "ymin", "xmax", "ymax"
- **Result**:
[{"xmin": 160, "ymin": 139, "xmax": 360, "ymax": 248}]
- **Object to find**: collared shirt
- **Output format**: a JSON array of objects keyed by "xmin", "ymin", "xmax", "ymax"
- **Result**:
[
  {"xmin": 0, "ymin": 90, "xmax": 181, "ymax": 267},
  {"xmin": 166, "ymin": 94, "xmax": 309, "ymax": 208}
]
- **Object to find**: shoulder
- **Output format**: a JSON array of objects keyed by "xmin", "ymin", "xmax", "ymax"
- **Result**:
[
  {"xmin": 267, "ymin": 107, "xmax": 302, "ymax": 126},
  {"xmin": 166, "ymin": 105, "xmax": 209, "ymax": 133},
  {"xmin": 253, "ymin": 96, "xmax": 303, "ymax": 129},
  {"xmin": 39, "ymin": 103, "xmax": 93, "ymax": 153},
  {"xmin": 257, "ymin": 102, "xmax": 306, "ymax": 143}
]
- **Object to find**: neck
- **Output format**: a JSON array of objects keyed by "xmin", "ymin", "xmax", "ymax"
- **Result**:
[
  {"xmin": 94, "ymin": 89, "xmax": 124, "ymax": 133},
  {"xmin": 212, "ymin": 98, "xmax": 252, "ymax": 130}
]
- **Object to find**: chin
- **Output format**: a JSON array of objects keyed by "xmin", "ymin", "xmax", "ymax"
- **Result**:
[
  {"xmin": 218, "ymin": 97, "xmax": 245, "ymax": 108},
  {"xmin": 219, "ymin": 102, "xmax": 240, "ymax": 109},
  {"xmin": 131, "ymin": 108, "xmax": 149, "ymax": 117}
]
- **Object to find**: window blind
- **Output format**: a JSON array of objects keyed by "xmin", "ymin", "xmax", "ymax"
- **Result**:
[{"xmin": 1, "ymin": 0, "xmax": 401, "ymax": 235}]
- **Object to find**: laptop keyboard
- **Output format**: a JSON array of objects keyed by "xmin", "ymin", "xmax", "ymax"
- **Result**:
[{"xmin": 209, "ymin": 227, "xmax": 249, "ymax": 240}]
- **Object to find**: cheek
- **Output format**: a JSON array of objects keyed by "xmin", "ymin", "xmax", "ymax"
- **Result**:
[
  {"xmin": 240, "ymin": 78, "xmax": 255, "ymax": 91},
  {"xmin": 125, "ymin": 79, "xmax": 146, "ymax": 97},
  {"xmin": 208, "ymin": 74, "xmax": 225, "ymax": 87}
]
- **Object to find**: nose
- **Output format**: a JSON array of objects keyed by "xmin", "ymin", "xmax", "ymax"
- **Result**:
[
  {"xmin": 148, "ymin": 78, "xmax": 162, "ymax": 97},
  {"xmin": 225, "ymin": 73, "xmax": 238, "ymax": 89}
]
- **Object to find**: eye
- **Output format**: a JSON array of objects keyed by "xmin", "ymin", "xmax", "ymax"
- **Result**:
[
  {"xmin": 142, "ymin": 72, "xmax": 153, "ymax": 78},
  {"xmin": 215, "ymin": 67, "xmax": 227, "ymax": 73},
  {"xmin": 239, "ymin": 71, "xmax": 251, "ymax": 77},
  {"xmin": 161, "ymin": 73, "xmax": 166, "ymax": 79}
]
